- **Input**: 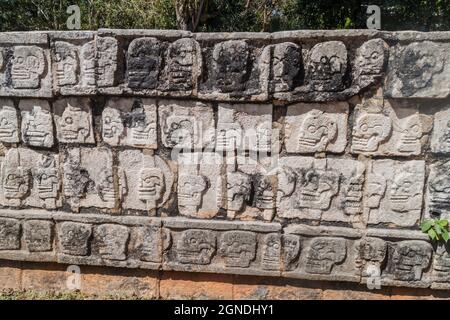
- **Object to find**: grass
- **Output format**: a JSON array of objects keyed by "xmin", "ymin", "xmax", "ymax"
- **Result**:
[{"xmin": 0, "ymin": 289, "xmax": 151, "ymax": 300}]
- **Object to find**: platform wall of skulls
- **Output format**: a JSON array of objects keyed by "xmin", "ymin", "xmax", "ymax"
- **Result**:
[{"xmin": 0, "ymin": 29, "xmax": 449, "ymax": 290}]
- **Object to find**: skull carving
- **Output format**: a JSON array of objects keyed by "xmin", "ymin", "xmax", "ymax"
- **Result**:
[
  {"xmin": 342, "ymin": 167, "xmax": 365, "ymax": 215},
  {"xmin": 125, "ymin": 104, "xmax": 156, "ymax": 144},
  {"xmin": 176, "ymin": 229, "xmax": 216, "ymax": 265},
  {"xmin": 138, "ymin": 167, "xmax": 164, "ymax": 206},
  {"xmin": 11, "ymin": 46, "xmax": 45, "ymax": 89},
  {"xmin": 398, "ymin": 42, "xmax": 443, "ymax": 91},
  {"xmin": 102, "ymin": 107, "xmax": 124, "ymax": 145},
  {"xmin": 388, "ymin": 172, "xmax": 422, "ymax": 213},
  {"xmin": 0, "ymin": 106, "xmax": 19, "ymax": 143},
  {"xmin": 168, "ymin": 38, "xmax": 198, "ymax": 90},
  {"xmin": 164, "ymin": 115, "xmax": 195, "ymax": 148},
  {"xmin": 277, "ymin": 166, "xmax": 297, "ymax": 205},
  {"xmin": 271, "ymin": 42, "xmax": 301, "ymax": 92},
  {"xmin": 438, "ymin": 121, "xmax": 450, "ymax": 153},
  {"xmin": 226, "ymin": 171, "xmax": 251, "ymax": 212},
  {"xmin": 213, "ymin": 40, "xmax": 250, "ymax": 93},
  {"xmin": 97, "ymin": 37, "xmax": 118, "ymax": 87},
  {"xmin": 178, "ymin": 174, "xmax": 207, "ymax": 214},
  {"xmin": 366, "ymin": 173, "xmax": 386, "ymax": 209},
  {"xmin": 307, "ymin": 41, "xmax": 347, "ymax": 92},
  {"xmin": 397, "ymin": 115, "xmax": 422, "ymax": 153},
  {"xmin": 219, "ymin": 231, "xmax": 256, "ymax": 268},
  {"xmin": 127, "ymin": 37, "xmax": 162, "ymax": 89},
  {"xmin": 54, "ymin": 41, "xmax": 79, "ymax": 86},
  {"xmin": 354, "ymin": 39, "xmax": 387, "ymax": 84},
  {"xmin": 352, "ymin": 113, "xmax": 392, "ymax": 152},
  {"xmin": 298, "ymin": 110, "xmax": 337, "ymax": 152},
  {"xmin": 97, "ymin": 167, "xmax": 115, "ymax": 204},
  {"xmin": 2, "ymin": 149, "xmax": 29, "ymax": 200},
  {"xmin": 63, "ymin": 162, "xmax": 90, "ymax": 199},
  {"xmin": 355, "ymin": 237, "xmax": 387, "ymax": 275},
  {"xmin": 305, "ymin": 237, "xmax": 346, "ymax": 274},
  {"xmin": 95, "ymin": 224, "xmax": 129, "ymax": 261},
  {"xmin": 262, "ymin": 234, "xmax": 301, "ymax": 271},
  {"xmin": 216, "ymin": 123, "xmax": 242, "ymax": 151},
  {"xmin": 35, "ymin": 154, "xmax": 59, "ymax": 201},
  {"xmin": 428, "ymin": 162, "xmax": 450, "ymax": 214},
  {"xmin": 298, "ymin": 168, "xmax": 339, "ymax": 210},
  {"xmin": 60, "ymin": 104, "xmax": 90, "ymax": 142},
  {"xmin": 433, "ymin": 244, "xmax": 450, "ymax": 282},
  {"xmin": 254, "ymin": 175, "xmax": 274, "ymax": 210},
  {"xmin": 81, "ymin": 41, "xmax": 96, "ymax": 87},
  {"xmin": 392, "ymin": 241, "xmax": 432, "ymax": 281},
  {"xmin": 22, "ymin": 106, "xmax": 53, "ymax": 147}
]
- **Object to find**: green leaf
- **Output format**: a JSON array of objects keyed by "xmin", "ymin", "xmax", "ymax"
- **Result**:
[
  {"xmin": 421, "ymin": 220, "xmax": 434, "ymax": 232},
  {"xmin": 428, "ymin": 228, "xmax": 437, "ymax": 240},
  {"xmin": 439, "ymin": 219, "xmax": 449, "ymax": 227},
  {"xmin": 435, "ymin": 224, "xmax": 443, "ymax": 235},
  {"xmin": 443, "ymin": 230, "xmax": 449, "ymax": 242}
]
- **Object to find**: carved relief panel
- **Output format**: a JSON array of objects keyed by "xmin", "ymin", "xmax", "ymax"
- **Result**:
[
  {"xmin": 159, "ymin": 100, "xmax": 214, "ymax": 149},
  {"xmin": 366, "ymin": 160, "xmax": 425, "ymax": 227},
  {"xmin": 177, "ymin": 152, "xmax": 223, "ymax": 219},
  {"xmin": 19, "ymin": 99, "xmax": 54, "ymax": 148},
  {"xmin": 54, "ymin": 98, "xmax": 95, "ymax": 144},
  {"xmin": 0, "ymin": 99, "xmax": 19, "ymax": 143},
  {"xmin": 51, "ymin": 32, "xmax": 97, "ymax": 95},
  {"xmin": 385, "ymin": 41, "xmax": 450, "ymax": 98},
  {"xmin": 102, "ymin": 98, "xmax": 157, "ymax": 148},
  {"xmin": 118, "ymin": 150, "xmax": 174, "ymax": 213},
  {"xmin": 198, "ymin": 38, "xmax": 270, "ymax": 101},
  {"xmin": 351, "ymin": 97, "xmax": 431, "ymax": 156},
  {"xmin": 216, "ymin": 103, "xmax": 273, "ymax": 152},
  {"xmin": 284, "ymin": 102, "xmax": 348, "ymax": 154}
]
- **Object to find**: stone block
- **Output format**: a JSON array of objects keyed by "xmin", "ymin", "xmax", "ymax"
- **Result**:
[
  {"xmin": 23, "ymin": 220, "xmax": 54, "ymax": 252},
  {"xmin": 284, "ymin": 102, "xmax": 348, "ymax": 154},
  {"xmin": 19, "ymin": 99, "xmax": 54, "ymax": 148}
]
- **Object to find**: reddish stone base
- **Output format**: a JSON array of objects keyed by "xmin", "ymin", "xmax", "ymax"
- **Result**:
[{"xmin": 1, "ymin": 261, "xmax": 449, "ymax": 300}]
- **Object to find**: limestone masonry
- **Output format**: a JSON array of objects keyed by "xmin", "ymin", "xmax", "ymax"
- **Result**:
[{"xmin": 0, "ymin": 29, "xmax": 449, "ymax": 290}]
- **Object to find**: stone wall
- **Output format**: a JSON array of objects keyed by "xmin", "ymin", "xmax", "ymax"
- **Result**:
[{"xmin": 0, "ymin": 29, "xmax": 449, "ymax": 296}]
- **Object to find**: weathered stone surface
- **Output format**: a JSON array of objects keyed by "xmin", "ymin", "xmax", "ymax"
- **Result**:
[
  {"xmin": 19, "ymin": 99, "xmax": 54, "ymax": 148},
  {"xmin": 0, "ymin": 218, "xmax": 21, "ymax": 250},
  {"xmin": 102, "ymin": 97, "xmax": 157, "ymax": 148},
  {"xmin": 385, "ymin": 41, "xmax": 450, "ymax": 98},
  {"xmin": 284, "ymin": 102, "xmax": 348, "ymax": 154},
  {"xmin": 118, "ymin": 150, "xmax": 174, "ymax": 212},
  {"xmin": 198, "ymin": 39, "xmax": 270, "ymax": 101},
  {"xmin": 58, "ymin": 222, "xmax": 92, "ymax": 256},
  {"xmin": 351, "ymin": 97, "xmax": 431, "ymax": 156},
  {"xmin": 54, "ymin": 98, "xmax": 95, "ymax": 144},
  {"xmin": 0, "ymin": 99, "xmax": 19, "ymax": 143},
  {"xmin": 159, "ymin": 100, "xmax": 214, "ymax": 149},
  {"xmin": 366, "ymin": 160, "xmax": 425, "ymax": 227},
  {"xmin": 23, "ymin": 220, "xmax": 53, "ymax": 252},
  {"xmin": 216, "ymin": 103, "xmax": 272, "ymax": 152},
  {"xmin": 430, "ymin": 105, "xmax": 450, "ymax": 154},
  {"xmin": 177, "ymin": 152, "xmax": 223, "ymax": 219},
  {"xmin": 93, "ymin": 224, "xmax": 129, "ymax": 261},
  {"xmin": 51, "ymin": 32, "xmax": 96, "ymax": 95}
]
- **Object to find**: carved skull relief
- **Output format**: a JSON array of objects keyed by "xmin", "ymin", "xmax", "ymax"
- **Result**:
[
  {"xmin": 225, "ymin": 171, "xmax": 251, "ymax": 212},
  {"xmin": 35, "ymin": 154, "xmax": 59, "ymax": 201},
  {"xmin": 178, "ymin": 174, "xmax": 207, "ymax": 214},
  {"xmin": 102, "ymin": 107, "xmax": 124, "ymax": 145},
  {"xmin": 54, "ymin": 41, "xmax": 79, "ymax": 86},
  {"xmin": 127, "ymin": 37, "xmax": 163, "ymax": 89},
  {"xmin": 11, "ymin": 46, "xmax": 46, "ymax": 89},
  {"xmin": 219, "ymin": 231, "xmax": 256, "ymax": 268},
  {"xmin": 2, "ymin": 149, "xmax": 30, "ymax": 200},
  {"xmin": 176, "ymin": 229, "xmax": 216, "ymax": 265},
  {"xmin": 366, "ymin": 173, "xmax": 387, "ymax": 209},
  {"xmin": 60, "ymin": 104, "xmax": 91, "ymax": 142},
  {"xmin": 428, "ymin": 162, "xmax": 450, "ymax": 215},
  {"xmin": 212, "ymin": 40, "xmax": 250, "ymax": 93},
  {"xmin": 138, "ymin": 167, "xmax": 164, "ymax": 207},
  {"xmin": 22, "ymin": 105, "xmax": 53, "ymax": 147},
  {"xmin": 168, "ymin": 38, "xmax": 198, "ymax": 91},
  {"xmin": 388, "ymin": 172, "xmax": 422, "ymax": 213},
  {"xmin": 352, "ymin": 113, "xmax": 392, "ymax": 153},
  {"xmin": 307, "ymin": 41, "xmax": 347, "ymax": 92},
  {"xmin": 0, "ymin": 105, "xmax": 19, "ymax": 143},
  {"xmin": 392, "ymin": 241, "xmax": 432, "ymax": 281},
  {"xmin": 396, "ymin": 115, "xmax": 422, "ymax": 153},
  {"xmin": 271, "ymin": 42, "xmax": 301, "ymax": 92},
  {"xmin": 305, "ymin": 237, "xmax": 346, "ymax": 274},
  {"xmin": 298, "ymin": 168, "xmax": 339, "ymax": 210},
  {"xmin": 297, "ymin": 110, "xmax": 337, "ymax": 152}
]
